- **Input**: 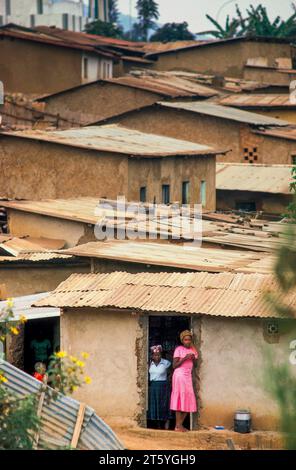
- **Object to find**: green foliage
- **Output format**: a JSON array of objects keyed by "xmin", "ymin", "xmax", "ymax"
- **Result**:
[
  {"xmin": 150, "ymin": 22, "xmax": 196, "ymax": 42},
  {"xmin": 199, "ymin": 3, "xmax": 296, "ymax": 39},
  {"xmin": 84, "ymin": 19, "xmax": 124, "ymax": 38},
  {"xmin": 136, "ymin": 0, "xmax": 159, "ymax": 41},
  {"xmin": 0, "ymin": 386, "xmax": 40, "ymax": 450},
  {"xmin": 285, "ymin": 165, "xmax": 296, "ymax": 222}
]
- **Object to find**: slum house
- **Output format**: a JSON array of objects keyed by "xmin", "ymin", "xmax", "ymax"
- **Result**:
[
  {"xmin": 0, "ymin": 24, "xmax": 118, "ymax": 94},
  {"xmin": 0, "ymin": 234, "xmax": 89, "ymax": 296},
  {"xmin": 0, "ymin": 125, "xmax": 223, "ymax": 206},
  {"xmin": 216, "ymin": 163, "xmax": 293, "ymax": 215},
  {"xmin": 219, "ymin": 94, "xmax": 296, "ymax": 124},
  {"xmin": 34, "ymin": 25, "xmax": 154, "ymax": 77},
  {"xmin": 35, "ymin": 74, "xmax": 217, "ymax": 127},
  {"xmin": 34, "ymin": 271, "xmax": 296, "ymax": 431},
  {"xmin": 102, "ymin": 102, "xmax": 296, "ymax": 165},
  {"xmin": 243, "ymin": 61, "xmax": 296, "ymax": 86},
  {"xmin": 144, "ymin": 37, "xmax": 295, "ymax": 81}
]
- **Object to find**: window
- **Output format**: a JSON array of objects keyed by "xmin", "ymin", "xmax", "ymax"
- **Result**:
[
  {"xmin": 62, "ymin": 13, "xmax": 69, "ymax": 30},
  {"xmin": 36, "ymin": 0, "xmax": 43, "ymax": 15},
  {"xmin": 292, "ymin": 155, "xmax": 296, "ymax": 165},
  {"xmin": 83, "ymin": 57, "xmax": 88, "ymax": 79},
  {"xmin": 0, "ymin": 16, "xmax": 3, "ymax": 26},
  {"xmin": 140, "ymin": 187, "xmax": 147, "ymax": 203},
  {"xmin": 30, "ymin": 14, "xmax": 35, "ymax": 28},
  {"xmin": 243, "ymin": 147, "xmax": 258, "ymax": 163},
  {"xmin": 104, "ymin": 0, "xmax": 108, "ymax": 21},
  {"xmin": 79, "ymin": 16, "xmax": 82, "ymax": 31},
  {"xmin": 182, "ymin": 181, "xmax": 190, "ymax": 205},
  {"xmin": 162, "ymin": 185, "xmax": 170, "ymax": 205},
  {"xmin": 200, "ymin": 180, "xmax": 206, "ymax": 207},
  {"xmin": 72, "ymin": 15, "xmax": 76, "ymax": 31}
]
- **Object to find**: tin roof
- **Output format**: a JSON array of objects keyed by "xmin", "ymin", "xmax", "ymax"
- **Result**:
[
  {"xmin": 0, "ymin": 252, "xmax": 74, "ymax": 264},
  {"xmin": 0, "ymin": 292, "xmax": 59, "ymax": 321},
  {"xmin": 0, "ymin": 124, "xmax": 223, "ymax": 157},
  {"xmin": 62, "ymin": 240, "xmax": 274, "ymax": 274},
  {"xmin": 216, "ymin": 163, "xmax": 293, "ymax": 194},
  {"xmin": 0, "ymin": 24, "xmax": 117, "ymax": 59},
  {"xmin": 34, "ymin": 271, "xmax": 289, "ymax": 318},
  {"xmin": 1, "ymin": 360, "xmax": 124, "ymax": 450},
  {"xmin": 0, "ymin": 235, "xmax": 65, "ymax": 256},
  {"xmin": 158, "ymin": 102, "xmax": 289, "ymax": 126},
  {"xmin": 219, "ymin": 94, "xmax": 295, "ymax": 108},
  {"xmin": 254, "ymin": 126, "xmax": 296, "ymax": 141},
  {"xmin": 144, "ymin": 36, "xmax": 293, "ymax": 58}
]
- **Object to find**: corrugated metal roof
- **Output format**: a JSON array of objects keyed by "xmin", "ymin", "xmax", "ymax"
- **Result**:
[
  {"xmin": 0, "ymin": 24, "xmax": 117, "ymax": 59},
  {"xmin": 158, "ymin": 101, "xmax": 289, "ymax": 126},
  {"xmin": 0, "ymin": 252, "xmax": 74, "ymax": 264},
  {"xmin": 108, "ymin": 74, "xmax": 217, "ymax": 98},
  {"xmin": 0, "ymin": 124, "xmax": 223, "ymax": 157},
  {"xmin": 254, "ymin": 126, "xmax": 296, "ymax": 141},
  {"xmin": 219, "ymin": 94, "xmax": 295, "ymax": 108},
  {"xmin": 0, "ymin": 292, "xmax": 59, "ymax": 321},
  {"xmin": 34, "ymin": 271, "xmax": 288, "ymax": 318},
  {"xmin": 0, "ymin": 236, "xmax": 65, "ymax": 256},
  {"xmin": 0, "ymin": 360, "xmax": 124, "ymax": 450},
  {"xmin": 62, "ymin": 240, "xmax": 274, "ymax": 274},
  {"xmin": 216, "ymin": 163, "xmax": 293, "ymax": 194}
]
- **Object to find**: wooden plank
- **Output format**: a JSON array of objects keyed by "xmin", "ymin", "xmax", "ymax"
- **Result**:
[
  {"xmin": 71, "ymin": 403, "xmax": 86, "ymax": 449},
  {"xmin": 33, "ymin": 380, "xmax": 47, "ymax": 450}
]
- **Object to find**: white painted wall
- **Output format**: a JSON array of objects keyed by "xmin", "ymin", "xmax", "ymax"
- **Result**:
[
  {"xmin": 81, "ymin": 53, "xmax": 113, "ymax": 82},
  {"xmin": 0, "ymin": 0, "xmax": 106, "ymax": 31}
]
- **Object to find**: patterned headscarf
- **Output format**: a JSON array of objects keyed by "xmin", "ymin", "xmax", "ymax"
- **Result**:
[
  {"xmin": 180, "ymin": 330, "xmax": 193, "ymax": 343},
  {"xmin": 150, "ymin": 344, "xmax": 162, "ymax": 354}
]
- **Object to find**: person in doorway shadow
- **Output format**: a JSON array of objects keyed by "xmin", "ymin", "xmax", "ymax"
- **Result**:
[{"xmin": 147, "ymin": 345, "xmax": 171, "ymax": 430}]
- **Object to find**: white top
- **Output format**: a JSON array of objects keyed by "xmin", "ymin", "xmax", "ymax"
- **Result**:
[{"xmin": 149, "ymin": 358, "xmax": 171, "ymax": 382}]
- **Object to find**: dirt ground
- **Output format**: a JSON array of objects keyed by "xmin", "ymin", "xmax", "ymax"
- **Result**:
[{"xmin": 111, "ymin": 426, "xmax": 284, "ymax": 450}]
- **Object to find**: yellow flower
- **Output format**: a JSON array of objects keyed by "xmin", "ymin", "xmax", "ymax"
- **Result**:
[
  {"xmin": 72, "ymin": 386, "xmax": 78, "ymax": 392},
  {"xmin": 81, "ymin": 352, "xmax": 89, "ymax": 360},
  {"xmin": 0, "ymin": 335, "xmax": 5, "ymax": 342},
  {"xmin": 0, "ymin": 375, "xmax": 8, "ymax": 383},
  {"xmin": 20, "ymin": 315, "xmax": 27, "ymax": 324},
  {"xmin": 6, "ymin": 298, "xmax": 14, "ymax": 309},
  {"xmin": 55, "ymin": 351, "xmax": 67, "ymax": 358},
  {"xmin": 10, "ymin": 327, "xmax": 19, "ymax": 335},
  {"xmin": 76, "ymin": 360, "xmax": 85, "ymax": 368},
  {"xmin": 69, "ymin": 356, "xmax": 78, "ymax": 363},
  {"xmin": 84, "ymin": 376, "xmax": 92, "ymax": 385}
]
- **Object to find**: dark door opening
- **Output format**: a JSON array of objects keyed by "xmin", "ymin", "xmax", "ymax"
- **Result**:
[
  {"xmin": 147, "ymin": 315, "xmax": 191, "ymax": 430},
  {"xmin": 24, "ymin": 317, "xmax": 60, "ymax": 375}
]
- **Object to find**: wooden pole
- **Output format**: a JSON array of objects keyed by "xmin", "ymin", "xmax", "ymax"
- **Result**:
[{"xmin": 71, "ymin": 403, "xmax": 86, "ymax": 449}]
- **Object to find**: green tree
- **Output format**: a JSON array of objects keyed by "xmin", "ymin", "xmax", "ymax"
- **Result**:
[
  {"xmin": 150, "ymin": 22, "xmax": 196, "ymax": 42},
  {"xmin": 199, "ymin": 13, "xmax": 241, "ymax": 39},
  {"xmin": 136, "ymin": 0, "xmax": 159, "ymax": 41},
  {"xmin": 84, "ymin": 19, "xmax": 124, "ymax": 38}
]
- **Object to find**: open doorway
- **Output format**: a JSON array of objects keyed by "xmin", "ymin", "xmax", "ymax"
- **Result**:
[
  {"xmin": 24, "ymin": 317, "xmax": 60, "ymax": 375},
  {"xmin": 147, "ymin": 315, "xmax": 191, "ymax": 430}
]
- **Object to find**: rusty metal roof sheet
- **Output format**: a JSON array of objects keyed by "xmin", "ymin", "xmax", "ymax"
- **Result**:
[
  {"xmin": 108, "ymin": 74, "xmax": 217, "ymax": 98},
  {"xmin": 0, "ymin": 236, "xmax": 65, "ymax": 256},
  {"xmin": 34, "ymin": 271, "xmax": 289, "ymax": 318},
  {"xmin": 158, "ymin": 101, "xmax": 289, "ymax": 126},
  {"xmin": 216, "ymin": 163, "xmax": 293, "ymax": 194},
  {"xmin": 0, "ymin": 251, "xmax": 74, "ymax": 264},
  {"xmin": 62, "ymin": 240, "xmax": 274, "ymax": 274},
  {"xmin": 0, "ymin": 124, "xmax": 222, "ymax": 157},
  {"xmin": 254, "ymin": 126, "xmax": 296, "ymax": 141},
  {"xmin": 1, "ymin": 360, "xmax": 124, "ymax": 450},
  {"xmin": 219, "ymin": 94, "xmax": 295, "ymax": 108}
]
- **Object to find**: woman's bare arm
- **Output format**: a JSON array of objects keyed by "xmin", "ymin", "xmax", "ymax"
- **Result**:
[{"xmin": 173, "ymin": 355, "xmax": 192, "ymax": 369}]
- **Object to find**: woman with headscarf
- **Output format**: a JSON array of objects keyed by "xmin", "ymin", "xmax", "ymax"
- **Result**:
[
  {"xmin": 170, "ymin": 330, "xmax": 198, "ymax": 432},
  {"xmin": 147, "ymin": 345, "xmax": 171, "ymax": 429}
]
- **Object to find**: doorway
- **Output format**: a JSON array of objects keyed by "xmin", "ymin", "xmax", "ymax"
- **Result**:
[
  {"xmin": 147, "ymin": 315, "xmax": 191, "ymax": 430},
  {"xmin": 24, "ymin": 317, "xmax": 60, "ymax": 375}
]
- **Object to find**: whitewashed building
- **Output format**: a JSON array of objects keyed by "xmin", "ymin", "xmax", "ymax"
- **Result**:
[{"xmin": 0, "ymin": 0, "xmax": 109, "ymax": 31}]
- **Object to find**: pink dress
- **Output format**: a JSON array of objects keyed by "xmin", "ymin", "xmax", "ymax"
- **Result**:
[{"xmin": 170, "ymin": 345, "xmax": 198, "ymax": 412}]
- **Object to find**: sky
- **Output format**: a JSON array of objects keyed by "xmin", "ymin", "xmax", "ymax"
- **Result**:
[{"xmin": 116, "ymin": 0, "xmax": 294, "ymax": 33}]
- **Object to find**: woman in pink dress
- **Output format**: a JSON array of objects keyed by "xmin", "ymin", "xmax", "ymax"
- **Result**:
[{"xmin": 170, "ymin": 330, "xmax": 198, "ymax": 432}]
